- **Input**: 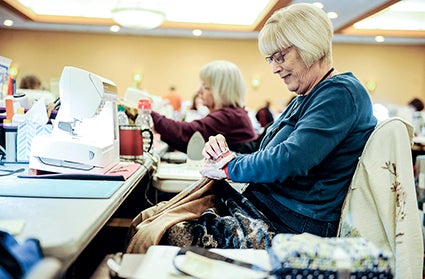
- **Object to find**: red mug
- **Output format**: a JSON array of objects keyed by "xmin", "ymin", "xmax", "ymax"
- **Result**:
[{"xmin": 119, "ymin": 125, "xmax": 153, "ymax": 159}]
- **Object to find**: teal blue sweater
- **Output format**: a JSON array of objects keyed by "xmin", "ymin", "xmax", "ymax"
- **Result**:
[{"xmin": 228, "ymin": 72, "xmax": 377, "ymax": 222}]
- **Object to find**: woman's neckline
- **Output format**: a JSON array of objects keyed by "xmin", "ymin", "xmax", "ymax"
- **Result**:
[
  {"xmin": 298, "ymin": 67, "xmax": 335, "ymax": 96},
  {"xmin": 318, "ymin": 67, "xmax": 335, "ymax": 84}
]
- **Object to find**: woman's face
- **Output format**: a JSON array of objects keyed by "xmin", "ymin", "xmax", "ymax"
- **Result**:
[
  {"xmin": 195, "ymin": 95, "xmax": 203, "ymax": 107},
  {"xmin": 268, "ymin": 47, "xmax": 318, "ymax": 95},
  {"xmin": 199, "ymin": 82, "xmax": 215, "ymax": 110}
]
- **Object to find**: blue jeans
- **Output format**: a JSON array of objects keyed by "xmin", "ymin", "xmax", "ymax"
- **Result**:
[{"xmin": 244, "ymin": 185, "xmax": 339, "ymax": 237}]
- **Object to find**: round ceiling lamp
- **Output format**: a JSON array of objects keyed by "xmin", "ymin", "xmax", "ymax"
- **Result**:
[{"xmin": 111, "ymin": 7, "xmax": 165, "ymax": 29}]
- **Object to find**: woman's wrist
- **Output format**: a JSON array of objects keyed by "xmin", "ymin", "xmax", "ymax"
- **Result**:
[{"xmin": 223, "ymin": 164, "xmax": 229, "ymax": 179}]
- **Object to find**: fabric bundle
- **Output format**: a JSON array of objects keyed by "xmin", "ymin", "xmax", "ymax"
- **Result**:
[
  {"xmin": 164, "ymin": 179, "xmax": 276, "ymax": 249},
  {"xmin": 268, "ymin": 233, "xmax": 394, "ymax": 278},
  {"xmin": 126, "ymin": 178, "xmax": 276, "ymax": 254}
]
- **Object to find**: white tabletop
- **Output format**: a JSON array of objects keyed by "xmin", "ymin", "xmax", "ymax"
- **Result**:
[
  {"xmin": 0, "ymin": 161, "xmax": 151, "ymax": 270},
  {"xmin": 414, "ymin": 136, "xmax": 425, "ymax": 145}
]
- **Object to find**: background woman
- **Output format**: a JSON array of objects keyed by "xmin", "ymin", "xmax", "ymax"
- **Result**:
[{"xmin": 152, "ymin": 60, "xmax": 257, "ymax": 153}]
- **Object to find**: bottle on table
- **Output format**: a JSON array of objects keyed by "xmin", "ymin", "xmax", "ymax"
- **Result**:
[
  {"xmin": 117, "ymin": 105, "xmax": 129, "ymax": 126},
  {"xmin": 135, "ymin": 98, "xmax": 154, "ymax": 155}
]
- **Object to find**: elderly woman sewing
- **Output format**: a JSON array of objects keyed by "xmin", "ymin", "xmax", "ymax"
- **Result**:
[{"xmin": 202, "ymin": 3, "xmax": 377, "ymax": 237}]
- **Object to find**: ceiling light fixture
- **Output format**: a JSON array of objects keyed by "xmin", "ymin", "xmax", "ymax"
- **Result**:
[
  {"xmin": 375, "ymin": 35, "xmax": 385, "ymax": 43},
  {"xmin": 192, "ymin": 29, "xmax": 202, "ymax": 36},
  {"xmin": 111, "ymin": 6, "xmax": 165, "ymax": 29},
  {"xmin": 110, "ymin": 25, "xmax": 121, "ymax": 32},
  {"xmin": 3, "ymin": 19, "xmax": 14, "ymax": 27},
  {"xmin": 312, "ymin": 2, "xmax": 324, "ymax": 9},
  {"xmin": 327, "ymin": 12, "xmax": 338, "ymax": 19}
]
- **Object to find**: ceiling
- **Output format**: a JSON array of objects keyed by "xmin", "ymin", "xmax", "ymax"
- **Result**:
[{"xmin": 1, "ymin": 0, "xmax": 424, "ymax": 44}]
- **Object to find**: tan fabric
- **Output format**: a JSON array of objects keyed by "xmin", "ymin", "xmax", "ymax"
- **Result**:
[
  {"xmin": 338, "ymin": 117, "xmax": 424, "ymax": 279},
  {"xmin": 126, "ymin": 178, "xmax": 216, "ymax": 254}
]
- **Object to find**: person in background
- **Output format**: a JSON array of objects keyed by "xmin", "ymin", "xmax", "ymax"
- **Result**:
[
  {"xmin": 163, "ymin": 86, "xmax": 182, "ymax": 119},
  {"xmin": 408, "ymin": 97, "xmax": 425, "ymax": 139},
  {"xmin": 152, "ymin": 60, "xmax": 258, "ymax": 153},
  {"xmin": 202, "ymin": 3, "xmax": 377, "ymax": 237},
  {"xmin": 255, "ymin": 100, "xmax": 274, "ymax": 128},
  {"xmin": 182, "ymin": 90, "xmax": 209, "ymax": 122},
  {"xmin": 408, "ymin": 97, "xmax": 424, "ymax": 112},
  {"xmin": 19, "ymin": 75, "xmax": 41, "ymax": 89}
]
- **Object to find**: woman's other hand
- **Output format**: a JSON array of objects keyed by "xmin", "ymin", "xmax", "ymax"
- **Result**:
[{"xmin": 200, "ymin": 159, "xmax": 227, "ymax": 180}]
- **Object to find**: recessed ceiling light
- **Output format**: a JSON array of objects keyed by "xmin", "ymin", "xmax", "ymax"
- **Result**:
[
  {"xmin": 312, "ymin": 2, "xmax": 324, "ymax": 9},
  {"xmin": 110, "ymin": 25, "xmax": 120, "ymax": 32},
  {"xmin": 192, "ymin": 29, "xmax": 202, "ymax": 36},
  {"xmin": 375, "ymin": 35, "xmax": 385, "ymax": 43},
  {"xmin": 327, "ymin": 12, "xmax": 338, "ymax": 19},
  {"xmin": 3, "ymin": 19, "xmax": 14, "ymax": 26}
]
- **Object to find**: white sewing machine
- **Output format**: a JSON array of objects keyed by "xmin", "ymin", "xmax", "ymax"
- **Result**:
[{"xmin": 29, "ymin": 66, "xmax": 120, "ymax": 174}]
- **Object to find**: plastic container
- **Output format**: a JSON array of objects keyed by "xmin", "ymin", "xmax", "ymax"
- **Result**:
[
  {"xmin": 135, "ymin": 98, "xmax": 154, "ymax": 154},
  {"xmin": 3, "ymin": 119, "xmax": 17, "ymax": 162},
  {"xmin": 12, "ymin": 107, "xmax": 26, "ymax": 125},
  {"xmin": 117, "ymin": 105, "xmax": 129, "ymax": 126}
]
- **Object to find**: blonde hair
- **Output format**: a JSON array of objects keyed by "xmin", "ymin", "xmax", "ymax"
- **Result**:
[
  {"xmin": 258, "ymin": 3, "xmax": 333, "ymax": 68},
  {"xmin": 199, "ymin": 60, "xmax": 245, "ymax": 108}
]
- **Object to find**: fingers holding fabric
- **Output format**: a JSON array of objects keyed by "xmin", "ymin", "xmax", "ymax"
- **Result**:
[
  {"xmin": 200, "ymin": 160, "xmax": 227, "ymax": 180},
  {"xmin": 215, "ymin": 150, "xmax": 235, "ymax": 169},
  {"xmin": 202, "ymin": 134, "xmax": 229, "ymax": 160},
  {"xmin": 200, "ymin": 135, "xmax": 236, "ymax": 180}
]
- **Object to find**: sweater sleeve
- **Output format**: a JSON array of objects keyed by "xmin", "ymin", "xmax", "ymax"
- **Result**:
[
  {"xmin": 227, "ymin": 84, "xmax": 359, "ymax": 183},
  {"xmin": 151, "ymin": 111, "xmax": 203, "ymax": 152},
  {"xmin": 152, "ymin": 108, "xmax": 256, "ymax": 152}
]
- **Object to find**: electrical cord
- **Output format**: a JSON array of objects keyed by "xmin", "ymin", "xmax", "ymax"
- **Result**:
[
  {"xmin": 0, "ymin": 167, "xmax": 25, "ymax": 177},
  {"xmin": 137, "ymin": 161, "xmax": 156, "ymax": 207},
  {"xmin": 134, "ymin": 155, "xmax": 157, "ymax": 207}
]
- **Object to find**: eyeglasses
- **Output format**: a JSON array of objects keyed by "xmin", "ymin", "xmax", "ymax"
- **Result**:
[{"xmin": 265, "ymin": 46, "xmax": 292, "ymax": 64}]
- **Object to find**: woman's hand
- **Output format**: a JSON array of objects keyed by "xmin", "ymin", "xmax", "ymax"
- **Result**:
[
  {"xmin": 202, "ymin": 134, "xmax": 229, "ymax": 160},
  {"xmin": 201, "ymin": 134, "xmax": 236, "ymax": 180},
  {"xmin": 203, "ymin": 134, "xmax": 235, "ymax": 167},
  {"xmin": 200, "ymin": 160, "xmax": 227, "ymax": 180}
]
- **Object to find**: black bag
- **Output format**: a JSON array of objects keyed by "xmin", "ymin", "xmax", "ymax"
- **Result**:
[{"xmin": 0, "ymin": 230, "xmax": 43, "ymax": 279}]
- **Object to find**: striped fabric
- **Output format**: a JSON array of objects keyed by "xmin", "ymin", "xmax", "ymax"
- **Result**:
[{"xmin": 17, "ymin": 121, "xmax": 53, "ymax": 162}]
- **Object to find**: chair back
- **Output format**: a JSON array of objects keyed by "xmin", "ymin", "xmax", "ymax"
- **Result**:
[{"xmin": 338, "ymin": 117, "xmax": 424, "ymax": 279}]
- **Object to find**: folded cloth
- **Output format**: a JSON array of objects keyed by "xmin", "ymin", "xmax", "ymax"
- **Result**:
[
  {"xmin": 200, "ymin": 160, "xmax": 227, "ymax": 180},
  {"xmin": 201, "ymin": 151, "xmax": 235, "ymax": 180},
  {"xmin": 214, "ymin": 150, "xmax": 236, "ymax": 169}
]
